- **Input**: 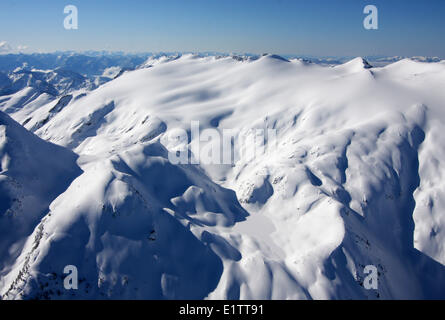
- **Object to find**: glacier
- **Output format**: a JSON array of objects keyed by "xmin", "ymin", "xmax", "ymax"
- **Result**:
[{"xmin": 1, "ymin": 53, "xmax": 445, "ymax": 299}]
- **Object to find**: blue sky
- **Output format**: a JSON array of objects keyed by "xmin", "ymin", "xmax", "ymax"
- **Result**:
[{"xmin": 0, "ymin": 0, "xmax": 444, "ymax": 57}]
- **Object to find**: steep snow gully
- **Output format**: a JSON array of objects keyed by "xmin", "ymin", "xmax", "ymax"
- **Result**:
[{"xmin": 1, "ymin": 54, "xmax": 445, "ymax": 299}]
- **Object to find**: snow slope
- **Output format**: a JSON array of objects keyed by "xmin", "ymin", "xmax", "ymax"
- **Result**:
[
  {"xmin": 0, "ymin": 111, "xmax": 82, "ymax": 293},
  {"xmin": 1, "ymin": 54, "xmax": 445, "ymax": 299}
]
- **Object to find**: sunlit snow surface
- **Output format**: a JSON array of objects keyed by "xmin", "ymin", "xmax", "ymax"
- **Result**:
[{"xmin": 1, "ymin": 54, "xmax": 445, "ymax": 299}]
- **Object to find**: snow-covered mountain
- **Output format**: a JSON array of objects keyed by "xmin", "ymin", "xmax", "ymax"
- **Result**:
[
  {"xmin": 0, "ymin": 52, "xmax": 150, "ymax": 78},
  {"xmin": 1, "ymin": 54, "xmax": 445, "ymax": 299},
  {"xmin": 0, "ymin": 111, "xmax": 82, "ymax": 297}
]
